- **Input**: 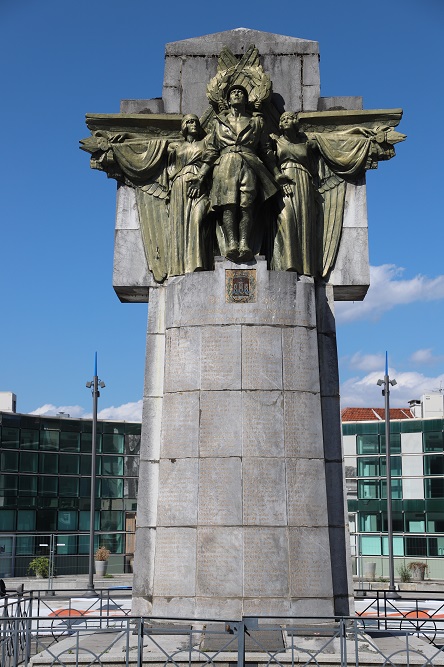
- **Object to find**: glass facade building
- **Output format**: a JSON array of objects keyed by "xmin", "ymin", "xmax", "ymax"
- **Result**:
[
  {"xmin": 0, "ymin": 411, "xmax": 140, "ymax": 577},
  {"xmin": 343, "ymin": 415, "xmax": 444, "ymax": 578}
]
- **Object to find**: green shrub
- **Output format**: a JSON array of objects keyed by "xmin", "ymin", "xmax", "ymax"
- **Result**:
[
  {"xmin": 398, "ymin": 564, "xmax": 412, "ymax": 583},
  {"xmin": 28, "ymin": 557, "xmax": 50, "ymax": 578}
]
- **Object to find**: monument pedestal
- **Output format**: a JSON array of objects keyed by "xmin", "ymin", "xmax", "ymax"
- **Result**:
[{"xmin": 132, "ymin": 258, "xmax": 353, "ymax": 617}]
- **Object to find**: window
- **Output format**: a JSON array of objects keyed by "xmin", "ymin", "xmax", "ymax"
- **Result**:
[
  {"xmin": 0, "ymin": 510, "xmax": 15, "ymax": 530},
  {"xmin": 21, "ymin": 429, "xmax": 39, "ymax": 449},
  {"xmin": 423, "ymin": 431, "xmax": 443, "ymax": 452},
  {"xmin": 39, "ymin": 453, "xmax": 58, "ymax": 474},
  {"xmin": 380, "ymin": 433, "xmax": 401, "ymax": 454},
  {"xmin": 426, "ymin": 513, "xmax": 444, "ymax": 533},
  {"xmin": 424, "ymin": 455, "xmax": 444, "ymax": 475},
  {"xmin": 1, "ymin": 427, "xmax": 19, "ymax": 448},
  {"xmin": 58, "ymin": 511, "xmax": 78, "ymax": 531},
  {"xmin": 20, "ymin": 452, "xmax": 38, "ymax": 473},
  {"xmin": 425, "ymin": 478, "xmax": 444, "ymax": 498},
  {"xmin": 0, "ymin": 476, "xmax": 17, "ymax": 496},
  {"xmin": 102, "ymin": 434, "xmax": 124, "ymax": 454},
  {"xmin": 101, "ymin": 478, "xmax": 123, "ymax": 498},
  {"xmin": 380, "ymin": 456, "xmax": 402, "ymax": 477},
  {"xmin": 102, "ymin": 456, "xmax": 124, "ymax": 476},
  {"xmin": 358, "ymin": 480, "xmax": 379, "ymax": 499},
  {"xmin": 359, "ymin": 513, "xmax": 380, "ymax": 532},
  {"xmin": 40, "ymin": 430, "xmax": 59, "ymax": 450},
  {"xmin": 1, "ymin": 451, "xmax": 19, "ymax": 472},
  {"xmin": 405, "ymin": 536, "xmax": 427, "ymax": 557},
  {"xmin": 361, "ymin": 536, "xmax": 381, "ymax": 555},
  {"xmin": 59, "ymin": 454, "xmax": 80, "ymax": 475},
  {"xmin": 60, "ymin": 432, "xmax": 80, "ymax": 452},
  {"xmin": 381, "ymin": 478, "xmax": 402, "ymax": 499},
  {"xmin": 357, "ymin": 435, "xmax": 379, "ymax": 455},
  {"xmin": 19, "ymin": 476, "xmax": 37, "ymax": 495},
  {"xmin": 17, "ymin": 510, "xmax": 36, "ymax": 531},
  {"xmin": 100, "ymin": 511, "xmax": 123, "ymax": 531},
  {"xmin": 39, "ymin": 477, "xmax": 58, "ymax": 496}
]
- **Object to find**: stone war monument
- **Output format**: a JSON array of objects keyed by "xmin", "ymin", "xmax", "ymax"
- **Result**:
[{"xmin": 81, "ymin": 29, "xmax": 405, "ymax": 619}]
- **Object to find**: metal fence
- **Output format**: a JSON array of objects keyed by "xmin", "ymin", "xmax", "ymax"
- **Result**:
[{"xmin": 2, "ymin": 590, "xmax": 444, "ymax": 667}]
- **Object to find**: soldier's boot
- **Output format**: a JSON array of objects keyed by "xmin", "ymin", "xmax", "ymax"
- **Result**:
[
  {"xmin": 238, "ymin": 207, "xmax": 254, "ymax": 261},
  {"xmin": 223, "ymin": 206, "xmax": 239, "ymax": 261}
]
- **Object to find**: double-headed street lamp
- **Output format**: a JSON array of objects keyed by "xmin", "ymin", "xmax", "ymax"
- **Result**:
[
  {"xmin": 85, "ymin": 352, "xmax": 105, "ymax": 596},
  {"xmin": 377, "ymin": 352, "xmax": 399, "ymax": 597}
]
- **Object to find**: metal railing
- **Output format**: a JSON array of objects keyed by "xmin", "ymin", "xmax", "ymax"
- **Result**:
[{"xmin": 2, "ymin": 590, "xmax": 444, "ymax": 666}]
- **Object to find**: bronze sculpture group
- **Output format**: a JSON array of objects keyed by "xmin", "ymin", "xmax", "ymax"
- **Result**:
[{"xmin": 81, "ymin": 45, "xmax": 405, "ymax": 283}]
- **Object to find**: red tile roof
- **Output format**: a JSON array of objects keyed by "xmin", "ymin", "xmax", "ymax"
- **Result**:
[{"xmin": 341, "ymin": 407, "xmax": 414, "ymax": 422}]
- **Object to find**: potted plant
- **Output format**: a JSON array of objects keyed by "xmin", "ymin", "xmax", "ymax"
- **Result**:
[
  {"xmin": 94, "ymin": 546, "xmax": 110, "ymax": 576},
  {"xmin": 28, "ymin": 556, "xmax": 50, "ymax": 579},
  {"xmin": 408, "ymin": 561, "xmax": 428, "ymax": 581}
]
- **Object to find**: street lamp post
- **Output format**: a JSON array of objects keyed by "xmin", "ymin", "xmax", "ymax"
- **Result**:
[
  {"xmin": 85, "ymin": 353, "xmax": 105, "ymax": 596},
  {"xmin": 377, "ymin": 352, "xmax": 399, "ymax": 597}
]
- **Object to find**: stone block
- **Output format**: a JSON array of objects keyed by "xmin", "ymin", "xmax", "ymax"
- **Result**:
[
  {"xmin": 317, "ymin": 332, "xmax": 339, "ymax": 397},
  {"xmin": 302, "ymin": 85, "xmax": 320, "ymax": 111},
  {"xmin": 147, "ymin": 286, "xmax": 166, "ymax": 334},
  {"xmin": 343, "ymin": 179, "xmax": 368, "ymax": 228},
  {"xmin": 262, "ymin": 55, "xmax": 302, "ymax": 111},
  {"xmin": 242, "ymin": 391, "xmax": 284, "ymax": 457},
  {"xmin": 144, "ymin": 333, "xmax": 165, "ymax": 398},
  {"xmin": 241, "ymin": 326, "xmax": 283, "ymax": 390},
  {"xmin": 201, "ymin": 325, "xmax": 242, "ymax": 390},
  {"xmin": 195, "ymin": 597, "xmax": 242, "ymax": 619},
  {"xmin": 243, "ymin": 598, "xmax": 291, "ymax": 616},
  {"xmin": 198, "ymin": 458, "xmax": 242, "ymax": 525},
  {"xmin": 165, "ymin": 30, "xmax": 319, "ymax": 57},
  {"xmin": 160, "ymin": 391, "xmax": 200, "ymax": 458},
  {"xmin": 140, "ymin": 396, "xmax": 163, "ymax": 460},
  {"xmin": 284, "ymin": 391, "xmax": 324, "ymax": 458},
  {"xmin": 199, "ymin": 391, "xmax": 242, "ymax": 457},
  {"xmin": 288, "ymin": 527, "xmax": 333, "ymax": 598},
  {"xmin": 162, "ymin": 55, "xmax": 182, "ymax": 88},
  {"xmin": 115, "ymin": 185, "xmax": 139, "ymax": 230},
  {"xmin": 244, "ymin": 528, "xmax": 289, "ymax": 596},
  {"xmin": 157, "ymin": 459, "xmax": 199, "ymax": 526},
  {"xmin": 113, "ymin": 229, "xmax": 151, "ymax": 299},
  {"xmin": 243, "ymin": 458, "xmax": 287, "ymax": 526},
  {"xmin": 162, "ymin": 85, "xmax": 181, "ymax": 114},
  {"xmin": 289, "ymin": 596, "xmax": 335, "ymax": 617},
  {"xmin": 321, "ymin": 396, "xmax": 343, "ymax": 461},
  {"xmin": 180, "ymin": 58, "xmax": 218, "ymax": 116},
  {"xmin": 196, "ymin": 527, "xmax": 243, "ymax": 596},
  {"xmin": 131, "ymin": 526, "xmax": 156, "ymax": 599},
  {"xmin": 164, "ymin": 326, "xmax": 201, "ymax": 392},
  {"xmin": 152, "ymin": 596, "xmax": 196, "ymax": 617},
  {"xmin": 302, "ymin": 54, "xmax": 320, "ymax": 86},
  {"xmin": 135, "ymin": 459, "xmax": 159, "ymax": 528},
  {"xmin": 282, "ymin": 327, "xmax": 320, "ymax": 392},
  {"xmin": 315, "ymin": 283, "xmax": 336, "ymax": 335},
  {"xmin": 325, "ymin": 461, "xmax": 348, "ymax": 527},
  {"xmin": 317, "ymin": 96, "xmax": 363, "ymax": 111},
  {"xmin": 329, "ymin": 227, "xmax": 370, "ymax": 301},
  {"xmin": 153, "ymin": 527, "xmax": 196, "ymax": 597},
  {"xmin": 120, "ymin": 98, "xmax": 164, "ymax": 113},
  {"xmin": 329, "ymin": 525, "xmax": 354, "ymax": 605},
  {"xmin": 286, "ymin": 458, "xmax": 328, "ymax": 527}
]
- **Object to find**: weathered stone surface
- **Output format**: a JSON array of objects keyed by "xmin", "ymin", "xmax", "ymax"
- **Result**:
[
  {"xmin": 147, "ymin": 286, "xmax": 166, "ymax": 334},
  {"xmin": 242, "ymin": 326, "xmax": 283, "ymax": 390},
  {"xmin": 113, "ymin": 229, "xmax": 151, "ymax": 301},
  {"xmin": 243, "ymin": 458, "xmax": 287, "ymax": 526},
  {"xmin": 115, "ymin": 185, "xmax": 139, "ymax": 230},
  {"xmin": 153, "ymin": 527, "xmax": 196, "ymax": 597},
  {"xmin": 242, "ymin": 391, "xmax": 284, "ymax": 457},
  {"xmin": 284, "ymin": 391, "xmax": 324, "ymax": 458},
  {"xmin": 196, "ymin": 527, "xmax": 243, "ymax": 596},
  {"xmin": 135, "ymin": 459, "xmax": 159, "ymax": 528},
  {"xmin": 262, "ymin": 55, "xmax": 303, "ymax": 112},
  {"xmin": 157, "ymin": 459, "xmax": 199, "ymax": 526},
  {"xmin": 152, "ymin": 596, "xmax": 196, "ymax": 617},
  {"xmin": 144, "ymin": 334, "xmax": 165, "ymax": 398},
  {"xmin": 201, "ymin": 325, "xmax": 242, "ymax": 390},
  {"xmin": 286, "ymin": 458, "xmax": 328, "ymax": 527},
  {"xmin": 343, "ymin": 179, "xmax": 368, "ymax": 228},
  {"xmin": 140, "ymin": 396, "xmax": 163, "ymax": 460},
  {"xmin": 199, "ymin": 391, "xmax": 242, "ymax": 457},
  {"xmin": 198, "ymin": 458, "xmax": 242, "ymax": 525},
  {"xmin": 282, "ymin": 327, "xmax": 320, "ymax": 392},
  {"xmin": 120, "ymin": 98, "xmax": 164, "ymax": 113},
  {"xmin": 131, "ymin": 526, "xmax": 156, "ymax": 609},
  {"xmin": 164, "ymin": 327, "xmax": 201, "ymax": 392},
  {"xmin": 244, "ymin": 528, "xmax": 289, "ymax": 596},
  {"xmin": 330, "ymin": 227, "xmax": 370, "ymax": 301},
  {"xmin": 195, "ymin": 596, "xmax": 242, "ymax": 619},
  {"xmin": 321, "ymin": 396, "xmax": 343, "ymax": 461},
  {"xmin": 161, "ymin": 391, "xmax": 200, "ymax": 458},
  {"xmin": 318, "ymin": 96, "xmax": 363, "ymax": 111},
  {"xmin": 288, "ymin": 527, "xmax": 333, "ymax": 598}
]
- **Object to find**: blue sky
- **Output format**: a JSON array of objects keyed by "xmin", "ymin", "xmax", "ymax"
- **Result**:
[{"xmin": 1, "ymin": 0, "xmax": 443, "ymax": 419}]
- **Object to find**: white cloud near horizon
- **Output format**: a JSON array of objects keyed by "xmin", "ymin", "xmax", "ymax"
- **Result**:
[
  {"xmin": 410, "ymin": 348, "xmax": 444, "ymax": 365},
  {"xmin": 349, "ymin": 352, "xmax": 385, "ymax": 372},
  {"xmin": 336, "ymin": 264, "xmax": 444, "ymax": 323},
  {"xmin": 341, "ymin": 369, "xmax": 444, "ymax": 408},
  {"xmin": 30, "ymin": 400, "xmax": 143, "ymax": 422}
]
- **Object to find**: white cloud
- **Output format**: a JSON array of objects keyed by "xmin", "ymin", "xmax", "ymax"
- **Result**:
[
  {"xmin": 336, "ymin": 265, "xmax": 444, "ymax": 323},
  {"xmin": 410, "ymin": 348, "xmax": 444, "ymax": 365},
  {"xmin": 30, "ymin": 400, "xmax": 143, "ymax": 422},
  {"xmin": 30, "ymin": 404, "xmax": 87, "ymax": 418},
  {"xmin": 349, "ymin": 352, "xmax": 385, "ymax": 372},
  {"xmin": 97, "ymin": 400, "xmax": 142, "ymax": 422},
  {"xmin": 341, "ymin": 369, "xmax": 444, "ymax": 408}
]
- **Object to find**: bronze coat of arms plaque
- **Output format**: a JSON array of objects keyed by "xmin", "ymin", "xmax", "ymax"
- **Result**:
[{"xmin": 225, "ymin": 269, "xmax": 257, "ymax": 303}]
